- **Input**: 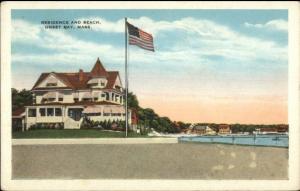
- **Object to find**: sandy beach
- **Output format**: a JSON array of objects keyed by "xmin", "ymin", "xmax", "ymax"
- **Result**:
[{"xmin": 12, "ymin": 143, "xmax": 288, "ymax": 179}]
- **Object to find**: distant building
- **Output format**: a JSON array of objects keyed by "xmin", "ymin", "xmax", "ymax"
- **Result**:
[
  {"xmin": 218, "ymin": 124, "xmax": 231, "ymax": 134},
  {"xmin": 192, "ymin": 125, "xmax": 206, "ymax": 134},
  {"xmin": 205, "ymin": 126, "xmax": 217, "ymax": 135},
  {"xmin": 255, "ymin": 125, "xmax": 288, "ymax": 134},
  {"xmin": 186, "ymin": 125, "xmax": 217, "ymax": 135},
  {"xmin": 277, "ymin": 125, "xmax": 288, "ymax": 133}
]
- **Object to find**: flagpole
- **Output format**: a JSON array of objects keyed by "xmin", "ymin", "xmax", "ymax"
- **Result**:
[{"xmin": 125, "ymin": 17, "xmax": 128, "ymax": 137}]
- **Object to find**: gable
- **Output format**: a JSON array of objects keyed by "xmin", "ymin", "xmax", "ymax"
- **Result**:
[
  {"xmin": 35, "ymin": 73, "xmax": 68, "ymax": 88},
  {"xmin": 114, "ymin": 74, "xmax": 122, "ymax": 88}
]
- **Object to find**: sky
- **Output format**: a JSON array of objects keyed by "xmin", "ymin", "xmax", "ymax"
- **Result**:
[{"xmin": 11, "ymin": 9, "xmax": 288, "ymax": 124}]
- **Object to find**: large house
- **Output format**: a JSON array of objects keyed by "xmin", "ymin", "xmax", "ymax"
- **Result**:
[{"xmin": 21, "ymin": 58, "xmax": 132, "ymax": 130}]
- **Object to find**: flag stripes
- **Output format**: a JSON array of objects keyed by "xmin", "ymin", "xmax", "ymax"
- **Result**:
[
  {"xmin": 127, "ymin": 22, "xmax": 154, "ymax": 52},
  {"xmin": 129, "ymin": 36, "xmax": 154, "ymax": 51}
]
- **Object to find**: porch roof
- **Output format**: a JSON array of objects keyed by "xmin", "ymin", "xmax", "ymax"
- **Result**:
[
  {"xmin": 103, "ymin": 106, "xmax": 125, "ymax": 113},
  {"xmin": 25, "ymin": 101, "xmax": 120, "ymax": 107},
  {"xmin": 83, "ymin": 106, "xmax": 102, "ymax": 114},
  {"xmin": 12, "ymin": 107, "xmax": 25, "ymax": 117}
]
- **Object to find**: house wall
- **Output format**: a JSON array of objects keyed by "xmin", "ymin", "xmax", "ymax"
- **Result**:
[
  {"xmin": 62, "ymin": 91, "xmax": 73, "ymax": 103},
  {"xmin": 25, "ymin": 105, "xmax": 132, "ymax": 129},
  {"xmin": 219, "ymin": 128, "xmax": 231, "ymax": 134},
  {"xmin": 26, "ymin": 106, "xmax": 65, "ymax": 124}
]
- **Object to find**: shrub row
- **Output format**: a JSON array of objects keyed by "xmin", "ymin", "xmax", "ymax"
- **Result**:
[
  {"xmin": 29, "ymin": 123, "xmax": 64, "ymax": 130},
  {"xmin": 80, "ymin": 117, "xmax": 125, "ymax": 131}
]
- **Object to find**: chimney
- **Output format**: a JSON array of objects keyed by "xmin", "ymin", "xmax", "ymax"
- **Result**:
[{"xmin": 79, "ymin": 69, "xmax": 84, "ymax": 81}]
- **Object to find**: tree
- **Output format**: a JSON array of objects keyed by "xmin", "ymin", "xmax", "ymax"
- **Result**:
[
  {"xmin": 127, "ymin": 92, "xmax": 139, "ymax": 109},
  {"xmin": 12, "ymin": 88, "xmax": 33, "ymax": 111},
  {"xmin": 126, "ymin": 92, "xmax": 192, "ymax": 133}
]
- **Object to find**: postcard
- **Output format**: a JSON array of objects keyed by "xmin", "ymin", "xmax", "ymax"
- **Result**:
[{"xmin": 1, "ymin": 1, "xmax": 300, "ymax": 191}]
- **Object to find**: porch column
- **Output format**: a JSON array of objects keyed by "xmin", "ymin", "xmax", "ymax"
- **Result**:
[
  {"xmin": 25, "ymin": 107, "xmax": 28, "ymax": 131},
  {"xmin": 64, "ymin": 107, "xmax": 68, "ymax": 120},
  {"xmin": 62, "ymin": 106, "xmax": 65, "ymax": 122},
  {"xmin": 22, "ymin": 118, "xmax": 25, "ymax": 132}
]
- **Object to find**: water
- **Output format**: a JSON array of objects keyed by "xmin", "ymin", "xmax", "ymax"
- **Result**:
[{"xmin": 178, "ymin": 134, "xmax": 289, "ymax": 147}]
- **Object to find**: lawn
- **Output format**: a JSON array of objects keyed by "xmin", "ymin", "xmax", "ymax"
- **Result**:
[{"xmin": 12, "ymin": 129, "xmax": 148, "ymax": 139}]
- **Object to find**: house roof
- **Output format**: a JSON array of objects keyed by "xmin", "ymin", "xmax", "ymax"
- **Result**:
[
  {"xmin": 32, "ymin": 58, "xmax": 121, "ymax": 91},
  {"xmin": 12, "ymin": 107, "xmax": 25, "ymax": 117},
  {"xmin": 90, "ymin": 58, "xmax": 108, "ymax": 77}
]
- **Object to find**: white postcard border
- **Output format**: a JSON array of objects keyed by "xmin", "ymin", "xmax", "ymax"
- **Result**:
[{"xmin": 1, "ymin": 1, "xmax": 299, "ymax": 190}]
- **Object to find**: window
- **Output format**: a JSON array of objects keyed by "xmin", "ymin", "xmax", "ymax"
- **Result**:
[
  {"xmin": 115, "ymin": 85, "xmax": 121, "ymax": 91},
  {"xmin": 101, "ymin": 94, "xmax": 106, "ymax": 98},
  {"xmin": 39, "ymin": 108, "xmax": 46, "ymax": 116},
  {"xmin": 86, "ymin": 113, "xmax": 101, "ymax": 116},
  {"xmin": 55, "ymin": 108, "xmax": 62, "ymax": 116},
  {"xmin": 48, "ymin": 98, "xmax": 55, "ymax": 102},
  {"xmin": 68, "ymin": 110, "xmax": 73, "ymax": 117},
  {"xmin": 101, "ymin": 82, "xmax": 105, "ymax": 86},
  {"xmin": 58, "ymin": 98, "xmax": 63, "ymax": 101},
  {"xmin": 112, "ymin": 93, "xmax": 115, "ymax": 101},
  {"xmin": 47, "ymin": 108, "xmax": 54, "ymax": 116},
  {"xmin": 74, "ymin": 98, "xmax": 79, "ymax": 102},
  {"xmin": 46, "ymin": 83, "xmax": 57, "ymax": 87},
  {"xmin": 103, "ymin": 113, "xmax": 110, "ymax": 116},
  {"xmin": 82, "ymin": 98, "xmax": 92, "ymax": 101},
  {"xmin": 94, "ymin": 97, "xmax": 98, "ymax": 101},
  {"xmin": 28, "ymin": 109, "xmax": 36, "ymax": 117}
]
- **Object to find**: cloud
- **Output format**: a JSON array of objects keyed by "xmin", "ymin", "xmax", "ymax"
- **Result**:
[
  {"xmin": 76, "ymin": 16, "xmax": 287, "ymax": 63},
  {"xmin": 12, "ymin": 19, "xmax": 125, "ymax": 66},
  {"xmin": 12, "ymin": 17, "xmax": 288, "ymax": 98},
  {"xmin": 13, "ymin": 17, "xmax": 288, "ymax": 66},
  {"xmin": 244, "ymin": 19, "xmax": 288, "ymax": 31}
]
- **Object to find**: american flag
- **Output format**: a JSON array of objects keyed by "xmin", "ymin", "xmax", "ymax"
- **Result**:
[{"xmin": 127, "ymin": 22, "xmax": 154, "ymax": 52}]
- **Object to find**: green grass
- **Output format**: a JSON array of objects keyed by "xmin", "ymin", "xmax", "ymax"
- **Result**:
[{"xmin": 12, "ymin": 129, "xmax": 149, "ymax": 139}]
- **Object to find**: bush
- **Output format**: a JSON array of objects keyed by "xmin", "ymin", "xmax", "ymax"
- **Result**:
[{"xmin": 29, "ymin": 124, "xmax": 37, "ymax": 130}]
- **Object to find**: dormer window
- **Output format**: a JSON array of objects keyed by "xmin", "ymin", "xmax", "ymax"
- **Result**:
[
  {"xmin": 46, "ymin": 83, "xmax": 57, "ymax": 87},
  {"xmin": 43, "ymin": 92, "xmax": 56, "ymax": 102},
  {"xmin": 58, "ymin": 93, "xmax": 64, "ymax": 102},
  {"xmin": 82, "ymin": 92, "xmax": 93, "ymax": 101},
  {"xmin": 115, "ymin": 85, "xmax": 122, "ymax": 91},
  {"xmin": 87, "ymin": 78, "xmax": 98, "ymax": 85},
  {"xmin": 87, "ymin": 78, "xmax": 107, "ymax": 88}
]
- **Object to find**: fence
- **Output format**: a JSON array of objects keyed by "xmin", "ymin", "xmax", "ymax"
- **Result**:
[{"xmin": 178, "ymin": 135, "xmax": 288, "ymax": 148}]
